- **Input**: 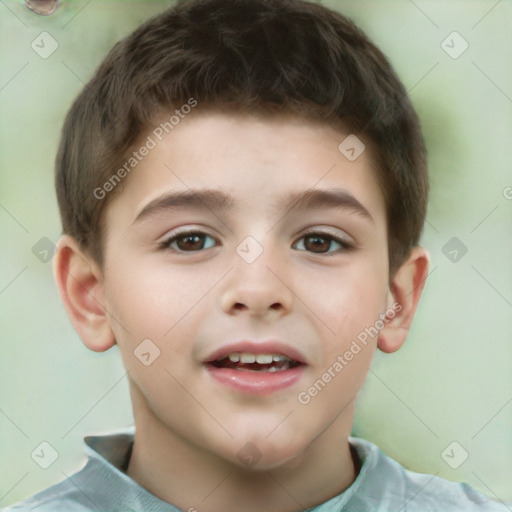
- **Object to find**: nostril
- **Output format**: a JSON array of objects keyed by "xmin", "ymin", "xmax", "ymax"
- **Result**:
[
  {"xmin": 231, "ymin": 302, "xmax": 283, "ymax": 314},
  {"xmin": 25, "ymin": 0, "xmax": 60, "ymax": 16}
]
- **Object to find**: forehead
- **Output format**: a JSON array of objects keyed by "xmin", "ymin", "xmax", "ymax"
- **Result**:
[{"xmin": 105, "ymin": 110, "xmax": 386, "ymax": 229}]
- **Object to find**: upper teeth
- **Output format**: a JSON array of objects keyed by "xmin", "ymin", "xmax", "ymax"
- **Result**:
[{"xmin": 224, "ymin": 353, "xmax": 291, "ymax": 364}]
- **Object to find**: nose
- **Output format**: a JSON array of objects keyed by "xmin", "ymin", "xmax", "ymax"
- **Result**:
[{"xmin": 220, "ymin": 243, "xmax": 295, "ymax": 319}]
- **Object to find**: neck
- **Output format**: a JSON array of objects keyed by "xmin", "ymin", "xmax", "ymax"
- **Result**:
[{"xmin": 127, "ymin": 384, "xmax": 357, "ymax": 512}]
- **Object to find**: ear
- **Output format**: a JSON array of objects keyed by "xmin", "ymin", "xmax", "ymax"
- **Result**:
[
  {"xmin": 53, "ymin": 235, "xmax": 116, "ymax": 352},
  {"xmin": 378, "ymin": 246, "xmax": 430, "ymax": 353}
]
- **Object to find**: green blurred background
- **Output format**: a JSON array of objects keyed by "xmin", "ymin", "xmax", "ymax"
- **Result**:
[{"xmin": 1, "ymin": 0, "xmax": 511, "ymax": 507}]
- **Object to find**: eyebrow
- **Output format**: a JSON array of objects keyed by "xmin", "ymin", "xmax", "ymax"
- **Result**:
[
  {"xmin": 134, "ymin": 189, "xmax": 234, "ymax": 223},
  {"xmin": 284, "ymin": 188, "xmax": 374, "ymax": 223},
  {"xmin": 132, "ymin": 187, "xmax": 373, "ymax": 224}
]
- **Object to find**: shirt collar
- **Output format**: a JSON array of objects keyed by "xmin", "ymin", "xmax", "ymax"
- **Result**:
[{"xmin": 82, "ymin": 427, "xmax": 377, "ymax": 511}]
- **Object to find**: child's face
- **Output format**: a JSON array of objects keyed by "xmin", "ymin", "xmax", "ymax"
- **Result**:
[{"xmin": 101, "ymin": 110, "xmax": 390, "ymax": 468}]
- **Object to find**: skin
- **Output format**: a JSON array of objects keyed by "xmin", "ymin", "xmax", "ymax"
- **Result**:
[{"xmin": 54, "ymin": 110, "xmax": 429, "ymax": 512}]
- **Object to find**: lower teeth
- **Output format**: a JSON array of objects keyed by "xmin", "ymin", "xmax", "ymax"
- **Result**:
[
  {"xmin": 212, "ymin": 359, "xmax": 297, "ymax": 372},
  {"xmin": 234, "ymin": 365, "xmax": 283, "ymax": 373}
]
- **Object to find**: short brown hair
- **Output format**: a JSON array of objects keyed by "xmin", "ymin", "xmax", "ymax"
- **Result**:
[{"xmin": 55, "ymin": 0, "xmax": 428, "ymax": 273}]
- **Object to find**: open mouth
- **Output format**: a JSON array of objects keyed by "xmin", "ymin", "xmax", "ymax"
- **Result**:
[
  {"xmin": 209, "ymin": 352, "xmax": 301, "ymax": 373},
  {"xmin": 203, "ymin": 341, "xmax": 307, "ymax": 394},
  {"xmin": 205, "ymin": 351, "xmax": 305, "ymax": 394}
]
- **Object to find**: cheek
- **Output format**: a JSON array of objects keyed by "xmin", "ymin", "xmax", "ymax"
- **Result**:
[
  {"xmin": 311, "ymin": 261, "xmax": 388, "ymax": 343},
  {"xmin": 101, "ymin": 260, "xmax": 198, "ymax": 408},
  {"xmin": 103, "ymin": 256, "xmax": 206, "ymax": 339},
  {"xmin": 300, "ymin": 275, "xmax": 383, "ymax": 412},
  {"xmin": 105, "ymin": 274, "xmax": 173, "ymax": 344}
]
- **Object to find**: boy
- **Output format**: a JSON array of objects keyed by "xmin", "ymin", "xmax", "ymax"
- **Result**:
[{"xmin": 4, "ymin": 0, "xmax": 509, "ymax": 510}]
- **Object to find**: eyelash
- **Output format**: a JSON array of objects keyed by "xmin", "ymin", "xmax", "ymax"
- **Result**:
[
  {"xmin": 294, "ymin": 230, "xmax": 353, "ymax": 254},
  {"xmin": 158, "ymin": 227, "xmax": 354, "ymax": 255}
]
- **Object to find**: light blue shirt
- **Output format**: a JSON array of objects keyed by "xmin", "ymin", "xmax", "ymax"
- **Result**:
[{"xmin": 3, "ymin": 428, "xmax": 508, "ymax": 511}]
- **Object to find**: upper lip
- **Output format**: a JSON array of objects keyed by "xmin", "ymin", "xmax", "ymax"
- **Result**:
[{"xmin": 204, "ymin": 340, "xmax": 308, "ymax": 365}]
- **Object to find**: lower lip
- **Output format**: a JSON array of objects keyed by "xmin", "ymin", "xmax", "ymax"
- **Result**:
[{"xmin": 205, "ymin": 364, "xmax": 305, "ymax": 395}]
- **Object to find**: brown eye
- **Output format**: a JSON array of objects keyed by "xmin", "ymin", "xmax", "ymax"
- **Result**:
[
  {"xmin": 160, "ymin": 231, "xmax": 216, "ymax": 252},
  {"xmin": 303, "ymin": 235, "xmax": 332, "ymax": 253},
  {"xmin": 293, "ymin": 232, "xmax": 351, "ymax": 254},
  {"xmin": 176, "ymin": 234, "xmax": 206, "ymax": 251}
]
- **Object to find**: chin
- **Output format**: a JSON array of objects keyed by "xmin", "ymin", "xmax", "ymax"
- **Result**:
[{"xmin": 222, "ymin": 435, "xmax": 308, "ymax": 472}]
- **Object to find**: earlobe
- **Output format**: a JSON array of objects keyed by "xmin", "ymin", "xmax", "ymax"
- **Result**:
[
  {"xmin": 53, "ymin": 235, "xmax": 116, "ymax": 352},
  {"xmin": 378, "ymin": 246, "xmax": 430, "ymax": 353}
]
